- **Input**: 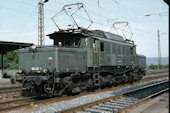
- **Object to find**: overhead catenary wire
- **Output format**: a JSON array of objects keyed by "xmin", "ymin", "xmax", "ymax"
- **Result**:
[
  {"xmin": 16, "ymin": 10, "xmax": 36, "ymax": 40},
  {"xmin": 1, "ymin": 1, "xmax": 168, "ymax": 42},
  {"xmin": 4, "ymin": 0, "xmax": 169, "ymax": 28},
  {"xmin": 16, "ymin": 0, "xmax": 110, "ymax": 26},
  {"xmin": 14, "ymin": 0, "xmax": 151, "ymax": 27},
  {"xmin": 63, "ymin": 0, "xmax": 118, "ymax": 23},
  {"xmin": 159, "ymin": 0, "xmax": 168, "ymax": 10},
  {"xmin": 60, "ymin": 0, "xmax": 169, "ymax": 42},
  {"xmin": 0, "ymin": 5, "xmax": 37, "ymax": 16}
]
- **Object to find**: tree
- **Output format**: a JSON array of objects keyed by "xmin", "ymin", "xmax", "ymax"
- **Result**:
[
  {"xmin": 148, "ymin": 64, "xmax": 158, "ymax": 70},
  {"xmin": 148, "ymin": 64, "xmax": 169, "ymax": 70},
  {"xmin": 3, "ymin": 50, "xmax": 19, "ymax": 69}
]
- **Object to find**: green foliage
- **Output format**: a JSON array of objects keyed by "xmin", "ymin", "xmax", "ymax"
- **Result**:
[
  {"xmin": 148, "ymin": 64, "xmax": 169, "ymax": 70},
  {"xmin": 161, "ymin": 64, "xmax": 169, "ymax": 69},
  {"xmin": 148, "ymin": 64, "xmax": 158, "ymax": 70},
  {"xmin": 3, "ymin": 50, "xmax": 19, "ymax": 69}
]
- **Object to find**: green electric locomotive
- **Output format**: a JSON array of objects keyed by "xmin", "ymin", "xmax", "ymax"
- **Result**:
[{"xmin": 12, "ymin": 28, "xmax": 146, "ymax": 96}]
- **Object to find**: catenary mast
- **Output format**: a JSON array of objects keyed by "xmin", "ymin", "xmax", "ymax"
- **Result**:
[{"xmin": 38, "ymin": 0, "xmax": 49, "ymax": 46}]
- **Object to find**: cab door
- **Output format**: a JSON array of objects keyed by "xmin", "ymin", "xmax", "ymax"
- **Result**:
[{"xmin": 93, "ymin": 39, "xmax": 100, "ymax": 67}]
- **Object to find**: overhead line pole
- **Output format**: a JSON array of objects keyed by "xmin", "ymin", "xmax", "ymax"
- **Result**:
[
  {"xmin": 157, "ymin": 29, "xmax": 162, "ymax": 69},
  {"xmin": 38, "ymin": 0, "xmax": 48, "ymax": 47}
]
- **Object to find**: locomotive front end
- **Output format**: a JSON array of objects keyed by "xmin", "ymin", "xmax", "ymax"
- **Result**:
[{"xmin": 15, "ymin": 46, "xmax": 59, "ymax": 96}]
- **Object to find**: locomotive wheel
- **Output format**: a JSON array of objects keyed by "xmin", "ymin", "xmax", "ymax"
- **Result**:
[
  {"xmin": 112, "ymin": 76, "xmax": 117, "ymax": 86},
  {"xmin": 128, "ymin": 72, "xmax": 134, "ymax": 83},
  {"xmin": 123, "ymin": 74, "xmax": 128, "ymax": 83}
]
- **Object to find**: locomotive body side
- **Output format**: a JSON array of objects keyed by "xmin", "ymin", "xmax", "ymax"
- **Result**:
[
  {"xmin": 19, "ymin": 47, "xmax": 87, "ymax": 73},
  {"xmin": 13, "ymin": 29, "xmax": 146, "ymax": 96},
  {"xmin": 86, "ymin": 36, "xmax": 137, "ymax": 75}
]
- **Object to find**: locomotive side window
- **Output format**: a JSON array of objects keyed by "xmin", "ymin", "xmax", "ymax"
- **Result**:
[
  {"xmin": 100, "ymin": 42, "xmax": 104, "ymax": 51},
  {"xmin": 54, "ymin": 36, "xmax": 84, "ymax": 48}
]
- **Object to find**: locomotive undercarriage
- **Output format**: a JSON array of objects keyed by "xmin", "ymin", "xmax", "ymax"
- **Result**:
[{"xmin": 20, "ymin": 66, "xmax": 145, "ymax": 97}]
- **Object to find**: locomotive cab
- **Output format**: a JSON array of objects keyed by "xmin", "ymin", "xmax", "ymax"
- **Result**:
[{"xmin": 47, "ymin": 30, "xmax": 88, "ymax": 48}]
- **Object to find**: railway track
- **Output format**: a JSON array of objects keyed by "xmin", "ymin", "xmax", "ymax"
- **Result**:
[
  {"xmin": 0, "ymin": 87, "xmax": 25, "ymax": 94},
  {"xmin": 59, "ymin": 79, "xmax": 169, "ymax": 113},
  {"xmin": 0, "ymin": 71, "xmax": 168, "ymax": 112},
  {"xmin": 142, "ymin": 73, "xmax": 168, "ymax": 81},
  {"xmin": 0, "ymin": 86, "xmax": 24, "ymax": 102},
  {"xmin": 146, "ymin": 70, "xmax": 168, "ymax": 75},
  {"xmin": 0, "ymin": 79, "xmax": 168, "ymax": 113},
  {"xmin": 0, "ymin": 86, "xmax": 20, "ymax": 91},
  {"xmin": 0, "ymin": 96, "xmax": 36, "ymax": 111}
]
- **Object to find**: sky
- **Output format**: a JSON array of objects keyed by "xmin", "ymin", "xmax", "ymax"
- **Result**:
[{"xmin": 0, "ymin": 0, "xmax": 169, "ymax": 57}]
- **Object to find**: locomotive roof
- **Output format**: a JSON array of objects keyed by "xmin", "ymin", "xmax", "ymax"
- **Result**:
[
  {"xmin": 47, "ymin": 29, "xmax": 89, "ymax": 39},
  {"xmin": 90, "ymin": 30, "xmax": 125, "ymax": 42},
  {"xmin": 47, "ymin": 29, "xmax": 134, "ymax": 45},
  {"xmin": 137, "ymin": 54, "xmax": 146, "ymax": 57}
]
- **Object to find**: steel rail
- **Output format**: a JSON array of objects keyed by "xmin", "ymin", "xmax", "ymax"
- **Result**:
[
  {"xmin": 0, "ymin": 86, "xmax": 20, "ymax": 91},
  {"xmin": 0, "ymin": 71, "xmax": 168, "ymax": 112},
  {"xmin": 142, "ymin": 74, "xmax": 168, "ymax": 81},
  {"xmin": 146, "ymin": 70, "xmax": 168, "ymax": 74},
  {"xmin": 0, "ymin": 88, "xmax": 26, "ymax": 94},
  {"xmin": 58, "ymin": 80, "xmax": 169, "ymax": 113},
  {"xmin": 117, "ymin": 88, "xmax": 169, "ymax": 113},
  {"xmin": 0, "ymin": 95, "xmax": 46, "ymax": 112},
  {"xmin": 0, "ymin": 94, "xmax": 69, "ymax": 112}
]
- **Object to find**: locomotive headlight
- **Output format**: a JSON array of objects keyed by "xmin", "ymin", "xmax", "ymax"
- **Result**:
[
  {"xmin": 37, "ymin": 70, "xmax": 41, "ymax": 73},
  {"xmin": 31, "ymin": 67, "xmax": 36, "ymax": 71},
  {"xmin": 36, "ymin": 67, "xmax": 39, "ymax": 70},
  {"xmin": 43, "ymin": 69, "xmax": 48, "ymax": 73},
  {"xmin": 18, "ymin": 69, "xmax": 23, "ymax": 74}
]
